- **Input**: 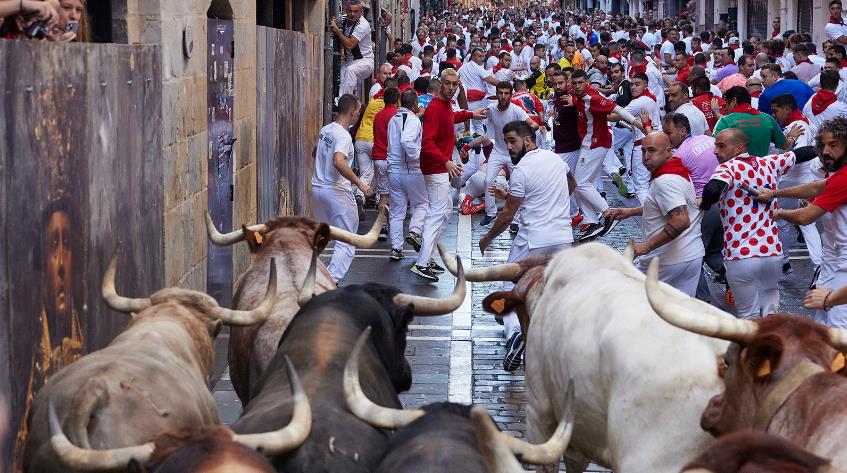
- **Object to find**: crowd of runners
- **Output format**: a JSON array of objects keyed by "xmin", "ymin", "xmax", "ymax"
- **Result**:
[{"xmin": 315, "ymin": 0, "xmax": 847, "ymax": 371}]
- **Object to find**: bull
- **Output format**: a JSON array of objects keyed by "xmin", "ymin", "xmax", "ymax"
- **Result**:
[
  {"xmin": 205, "ymin": 209, "xmax": 385, "ymax": 403},
  {"xmin": 46, "ymin": 356, "xmax": 311, "ymax": 472},
  {"xmin": 343, "ymin": 327, "xmax": 574, "ymax": 473},
  {"xmin": 230, "ymin": 226, "xmax": 467, "ymax": 472},
  {"xmin": 22, "ymin": 249, "xmax": 277, "ymax": 472},
  {"xmin": 440, "ymin": 242, "xmax": 729, "ymax": 473},
  {"xmin": 681, "ymin": 431, "xmax": 846, "ymax": 473},
  {"xmin": 645, "ymin": 257, "xmax": 847, "ymax": 467}
]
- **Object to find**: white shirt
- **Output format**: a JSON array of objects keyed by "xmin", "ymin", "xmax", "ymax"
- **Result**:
[
  {"xmin": 510, "ymin": 148, "xmax": 574, "ymax": 248},
  {"xmin": 642, "ymin": 30, "xmax": 657, "ymax": 48},
  {"xmin": 682, "ymin": 36, "xmax": 693, "ymax": 54},
  {"xmin": 411, "ymin": 37, "xmax": 431, "ymax": 57},
  {"xmin": 776, "ymin": 119, "xmax": 815, "ymax": 184},
  {"xmin": 674, "ymin": 102, "xmax": 709, "ymax": 136},
  {"xmin": 625, "ymin": 95, "xmax": 661, "ymax": 142},
  {"xmin": 640, "ymin": 174, "xmax": 705, "ymax": 265},
  {"xmin": 486, "ymin": 103, "xmax": 529, "ymax": 156},
  {"xmin": 343, "ymin": 16, "xmax": 373, "ymax": 60},
  {"xmin": 312, "ymin": 122, "xmax": 355, "ymax": 192},
  {"xmin": 660, "ymin": 40, "xmax": 676, "ymax": 66},
  {"xmin": 803, "ymin": 91, "xmax": 847, "ymax": 129},
  {"xmin": 387, "ymin": 108, "xmax": 423, "ymax": 174},
  {"xmin": 520, "ymin": 44, "xmax": 536, "ymax": 67},
  {"xmin": 825, "ymin": 18, "xmax": 847, "ymax": 42},
  {"xmin": 459, "ymin": 61, "xmax": 490, "ymax": 93},
  {"xmin": 645, "ymin": 62, "xmax": 666, "ymax": 109}
]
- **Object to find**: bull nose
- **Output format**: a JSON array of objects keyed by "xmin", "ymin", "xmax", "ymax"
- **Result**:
[{"xmin": 699, "ymin": 395, "xmax": 724, "ymax": 434}]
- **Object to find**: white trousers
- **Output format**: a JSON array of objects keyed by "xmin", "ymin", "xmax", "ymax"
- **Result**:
[
  {"xmin": 725, "ymin": 255, "xmax": 782, "ymax": 319},
  {"xmin": 313, "ymin": 187, "xmax": 358, "ymax": 283},
  {"xmin": 416, "ymin": 173, "xmax": 452, "ymax": 267},
  {"xmin": 819, "ymin": 269, "xmax": 847, "ymax": 328},
  {"xmin": 628, "ymin": 145, "xmax": 650, "ymax": 204},
  {"xmin": 611, "ymin": 126, "xmax": 635, "ymax": 183},
  {"xmin": 388, "ymin": 172, "xmax": 428, "ymax": 251},
  {"xmin": 485, "ymin": 150, "xmax": 514, "ymax": 217},
  {"xmin": 503, "ymin": 241, "xmax": 572, "ymax": 339},
  {"xmin": 456, "ymin": 150, "xmax": 486, "ymax": 189},
  {"xmin": 373, "ymin": 159, "xmax": 390, "ymax": 198},
  {"xmin": 559, "ymin": 151, "xmax": 581, "ymax": 218},
  {"xmin": 776, "ymin": 194, "xmax": 822, "ymax": 266},
  {"xmin": 572, "ymin": 146, "xmax": 611, "ymax": 224},
  {"xmin": 354, "ymin": 140, "xmax": 374, "ymax": 201},
  {"xmin": 638, "ymin": 257, "xmax": 703, "ymax": 297},
  {"xmin": 467, "ymin": 100, "xmax": 486, "ymax": 135},
  {"xmin": 339, "ymin": 58, "xmax": 374, "ymax": 97}
]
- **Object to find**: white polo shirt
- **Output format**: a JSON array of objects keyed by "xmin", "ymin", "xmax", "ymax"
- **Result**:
[
  {"xmin": 343, "ymin": 16, "xmax": 373, "ymax": 60},
  {"xmin": 674, "ymin": 102, "xmax": 709, "ymax": 137},
  {"xmin": 510, "ymin": 148, "xmax": 574, "ymax": 248},
  {"xmin": 641, "ymin": 174, "xmax": 705, "ymax": 265},
  {"xmin": 312, "ymin": 122, "xmax": 354, "ymax": 192},
  {"xmin": 825, "ymin": 18, "xmax": 847, "ymax": 42},
  {"xmin": 486, "ymin": 103, "xmax": 530, "ymax": 156}
]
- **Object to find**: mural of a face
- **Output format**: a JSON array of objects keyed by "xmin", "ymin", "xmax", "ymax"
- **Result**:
[{"xmin": 45, "ymin": 211, "xmax": 72, "ymax": 319}]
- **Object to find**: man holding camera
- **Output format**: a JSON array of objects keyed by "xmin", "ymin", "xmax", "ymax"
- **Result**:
[{"xmin": 331, "ymin": 0, "xmax": 374, "ymax": 97}]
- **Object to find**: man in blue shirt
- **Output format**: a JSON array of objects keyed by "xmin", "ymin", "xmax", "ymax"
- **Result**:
[{"xmin": 757, "ymin": 63, "xmax": 815, "ymax": 115}]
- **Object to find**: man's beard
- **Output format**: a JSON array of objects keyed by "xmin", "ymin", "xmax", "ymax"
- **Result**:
[
  {"xmin": 510, "ymin": 147, "xmax": 528, "ymax": 165},
  {"xmin": 822, "ymin": 152, "xmax": 847, "ymax": 172}
]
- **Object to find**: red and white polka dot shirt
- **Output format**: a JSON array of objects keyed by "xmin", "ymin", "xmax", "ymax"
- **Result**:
[{"xmin": 711, "ymin": 152, "xmax": 796, "ymax": 260}]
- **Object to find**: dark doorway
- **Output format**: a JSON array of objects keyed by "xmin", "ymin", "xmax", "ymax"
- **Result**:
[{"xmin": 746, "ymin": 0, "xmax": 768, "ymax": 38}]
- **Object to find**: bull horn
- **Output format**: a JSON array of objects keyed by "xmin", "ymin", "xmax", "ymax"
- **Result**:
[
  {"xmin": 213, "ymin": 259, "xmax": 278, "ymax": 326},
  {"xmin": 438, "ymin": 244, "xmax": 522, "ymax": 282},
  {"xmin": 49, "ymin": 400, "xmax": 154, "ymax": 470},
  {"xmin": 623, "ymin": 239, "xmax": 636, "ymax": 262},
  {"xmin": 828, "ymin": 328, "xmax": 847, "ymax": 352},
  {"xmin": 101, "ymin": 248, "xmax": 151, "ymax": 314},
  {"xmin": 328, "ymin": 205, "xmax": 386, "ymax": 248},
  {"xmin": 205, "ymin": 212, "xmax": 267, "ymax": 246},
  {"xmin": 344, "ymin": 327, "xmax": 425, "ymax": 429},
  {"xmin": 500, "ymin": 379, "xmax": 574, "ymax": 464},
  {"xmin": 393, "ymin": 255, "xmax": 466, "ymax": 315},
  {"xmin": 298, "ymin": 225, "xmax": 331, "ymax": 307},
  {"xmin": 233, "ymin": 356, "xmax": 312, "ymax": 454},
  {"xmin": 646, "ymin": 258, "xmax": 757, "ymax": 343},
  {"xmin": 470, "ymin": 406, "xmax": 525, "ymax": 473}
]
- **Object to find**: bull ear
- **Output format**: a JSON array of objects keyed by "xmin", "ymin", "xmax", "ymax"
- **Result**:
[
  {"xmin": 832, "ymin": 353, "xmax": 846, "ymax": 374},
  {"xmin": 482, "ymin": 291, "xmax": 522, "ymax": 319},
  {"xmin": 242, "ymin": 225, "xmax": 264, "ymax": 253},
  {"xmin": 745, "ymin": 336, "xmax": 783, "ymax": 379}
]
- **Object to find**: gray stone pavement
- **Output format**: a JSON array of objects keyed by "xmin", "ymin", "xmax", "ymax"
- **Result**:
[{"xmin": 211, "ymin": 176, "xmax": 817, "ymax": 470}]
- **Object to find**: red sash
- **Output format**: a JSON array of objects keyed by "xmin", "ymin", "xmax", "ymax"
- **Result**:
[
  {"xmin": 731, "ymin": 103, "xmax": 760, "ymax": 115},
  {"xmin": 786, "ymin": 108, "xmax": 809, "ymax": 125},
  {"xmin": 651, "ymin": 157, "xmax": 691, "ymax": 181},
  {"xmin": 811, "ymin": 90, "xmax": 838, "ymax": 115}
]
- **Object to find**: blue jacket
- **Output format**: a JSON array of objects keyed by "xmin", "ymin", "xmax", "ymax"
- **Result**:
[{"xmin": 758, "ymin": 79, "xmax": 815, "ymax": 115}]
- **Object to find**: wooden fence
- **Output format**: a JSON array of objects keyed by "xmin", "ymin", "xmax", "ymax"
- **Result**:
[
  {"xmin": 256, "ymin": 26, "xmax": 323, "ymax": 221},
  {"xmin": 0, "ymin": 41, "xmax": 163, "ymax": 470}
]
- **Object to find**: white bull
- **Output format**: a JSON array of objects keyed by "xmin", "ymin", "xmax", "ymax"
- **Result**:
[{"xmin": 442, "ymin": 242, "xmax": 730, "ymax": 472}]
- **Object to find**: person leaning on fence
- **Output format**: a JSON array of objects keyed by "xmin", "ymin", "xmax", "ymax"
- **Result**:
[{"xmin": 331, "ymin": 0, "xmax": 374, "ymax": 97}]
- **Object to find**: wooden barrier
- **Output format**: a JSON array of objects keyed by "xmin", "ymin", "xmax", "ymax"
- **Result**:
[{"xmin": 0, "ymin": 41, "xmax": 163, "ymax": 470}]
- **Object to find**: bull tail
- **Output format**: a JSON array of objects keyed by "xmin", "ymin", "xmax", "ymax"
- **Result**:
[{"xmin": 65, "ymin": 377, "xmax": 110, "ymax": 449}]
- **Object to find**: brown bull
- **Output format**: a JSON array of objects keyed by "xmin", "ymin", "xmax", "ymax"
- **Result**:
[
  {"xmin": 682, "ymin": 431, "xmax": 846, "ymax": 473},
  {"xmin": 47, "ymin": 357, "xmax": 311, "ymax": 472},
  {"xmin": 205, "ymin": 209, "xmax": 385, "ymax": 403},
  {"xmin": 22, "ymin": 249, "xmax": 277, "ymax": 473},
  {"xmin": 645, "ymin": 258, "xmax": 847, "ymax": 468}
]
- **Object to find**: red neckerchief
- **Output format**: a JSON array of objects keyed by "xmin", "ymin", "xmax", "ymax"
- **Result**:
[
  {"xmin": 419, "ymin": 68, "xmax": 431, "ymax": 75},
  {"xmin": 687, "ymin": 55, "xmax": 696, "ymax": 65},
  {"xmin": 448, "ymin": 58, "xmax": 463, "ymax": 69},
  {"xmin": 502, "ymin": 44, "xmax": 512, "ymax": 52},
  {"xmin": 492, "ymin": 63, "xmax": 505, "ymax": 74},
  {"xmin": 676, "ymin": 66, "xmax": 691, "ymax": 85},
  {"xmin": 771, "ymin": 30, "xmax": 780, "ymax": 38},
  {"xmin": 629, "ymin": 62, "xmax": 647, "ymax": 78},
  {"xmin": 610, "ymin": 51, "xmax": 622, "ymax": 60},
  {"xmin": 751, "ymin": 89, "xmax": 762, "ymax": 98},
  {"xmin": 830, "ymin": 16, "xmax": 845, "ymax": 24},
  {"xmin": 639, "ymin": 89, "xmax": 657, "ymax": 101},
  {"xmin": 731, "ymin": 103, "xmax": 760, "ymax": 115},
  {"xmin": 418, "ymin": 38, "xmax": 428, "ymax": 46},
  {"xmin": 651, "ymin": 157, "xmax": 691, "ymax": 181},
  {"xmin": 840, "ymin": 59, "xmax": 847, "ymax": 68},
  {"xmin": 811, "ymin": 89, "xmax": 838, "ymax": 115},
  {"xmin": 735, "ymin": 153, "xmax": 760, "ymax": 171},
  {"xmin": 399, "ymin": 83, "xmax": 413, "ymax": 92},
  {"xmin": 730, "ymin": 44, "xmax": 739, "ymax": 50},
  {"xmin": 692, "ymin": 45, "xmax": 703, "ymax": 53},
  {"xmin": 373, "ymin": 89, "xmax": 385, "ymax": 99},
  {"xmin": 786, "ymin": 108, "xmax": 809, "ymax": 125}
]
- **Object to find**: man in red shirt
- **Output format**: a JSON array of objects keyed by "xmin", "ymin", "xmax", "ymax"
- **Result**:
[
  {"xmin": 690, "ymin": 75, "xmax": 725, "ymax": 130},
  {"xmin": 412, "ymin": 68, "xmax": 486, "ymax": 281},
  {"xmin": 567, "ymin": 69, "xmax": 649, "ymax": 241},
  {"xmin": 371, "ymin": 86, "xmax": 400, "ymax": 241}
]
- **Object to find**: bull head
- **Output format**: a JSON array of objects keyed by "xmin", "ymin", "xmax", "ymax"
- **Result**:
[
  {"xmin": 204, "ymin": 207, "xmax": 387, "ymax": 249},
  {"xmin": 299, "ymin": 246, "xmax": 467, "ymax": 316},
  {"xmin": 48, "ymin": 356, "xmax": 311, "ymax": 471},
  {"xmin": 101, "ymin": 248, "xmax": 278, "ymax": 326}
]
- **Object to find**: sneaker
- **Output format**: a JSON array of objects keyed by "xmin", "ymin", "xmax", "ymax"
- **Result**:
[
  {"xmin": 600, "ymin": 191, "xmax": 607, "ymax": 199},
  {"xmin": 503, "ymin": 332, "xmax": 525, "ymax": 372},
  {"xmin": 571, "ymin": 213, "xmax": 584, "ymax": 227},
  {"xmin": 405, "ymin": 231, "xmax": 422, "ymax": 252},
  {"xmin": 378, "ymin": 225, "xmax": 388, "ymax": 241},
  {"xmin": 356, "ymin": 197, "xmax": 366, "ymax": 221},
  {"xmin": 509, "ymin": 223, "xmax": 519, "ymax": 235},
  {"xmin": 612, "ymin": 172, "xmax": 630, "ymax": 197},
  {"xmin": 782, "ymin": 262, "xmax": 794, "ymax": 275},
  {"xmin": 479, "ymin": 215, "xmax": 496, "ymax": 227},
  {"xmin": 389, "ymin": 248, "xmax": 404, "ymax": 261},
  {"xmin": 428, "ymin": 261, "xmax": 445, "ymax": 274},
  {"xmin": 578, "ymin": 217, "xmax": 620, "ymax": 243},
  {"xmin": 625, "ymin": 192, "xmax": 637, "ymax": 199},
  {"xmin": 578, "ymin": 223, "xmax": 592, "ymax": 232},
  {"xmin": 577, "ymin": 223, "xmax": 603, "ymax": 241},
  {"xmin": 460, "ymin": 195, "xmax": 475, "ymax": 215},
  {"xmin": 410, "ymin": 264, "xmax": 439, "ymax": 282}
]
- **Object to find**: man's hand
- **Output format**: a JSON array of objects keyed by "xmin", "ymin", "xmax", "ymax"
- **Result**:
[
  {"xmin": 489, "ymin": 184, "xmax": 508, "ymax": 200},
  {"xmin": 754, "ymin": 187, "xmax": 776, "ymax": 203},
  {"xmin": 773, "ymin": 208, "xmax": 786, "ymax": 221},
  {"xmin": 479, "ymin": 235, "xmax": 492, "ymax": 255},
  {"xmin": 786, "ymin": 125, "xmax": 803, "ymax": 140},
  {"xmin": 805, "ymin": 287, "xmax": 832, "ymax": 309},
  {"xmin": 358, "ymin": 182, "xmax": 374, "ymax": 197},
  {"xmin": 710, "ymin": 97, "xmax": 722, "ymax": 114},
  {"xmin": 330, "ymin": 17, "xmax": 339, "ymax": 31},
  {"xmin": 561, "ymin": 95, "xmax": 574, "ymax": 106},
  {"xmin": 445, "ymin": 160, "xmax": 463, "ymax": 179},
  {"xmin": 22, "ymin": 0, "xmax": 58, "ymax": 24},
  {"xmin": 639, "ymin": 108, "xmax": 650, "ymax": 125},
  {"xmin": 603, "ymin": 207, "xmax": 632, "ymax": 221},
  {"xmin": 633, "ymin": 242, "xmax": 651, "ymax": 257},
  {"xmin": 472, "ymin": 108, "xmax": 487, "ymax": 120}
]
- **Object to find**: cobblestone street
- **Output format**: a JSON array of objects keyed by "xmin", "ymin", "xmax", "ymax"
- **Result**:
[{"xmin": 212, "ymin": 176, "xmax": 817, "ymax": 471}]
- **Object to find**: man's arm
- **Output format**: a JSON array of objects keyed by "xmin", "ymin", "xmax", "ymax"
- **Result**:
[
  {"xmin": 755, "ymin": 179, "xmax": 826, "ymax": 202},
  {"xmin": 331, "ymin": 19, "xmax": 360, "ymax": 51},
  {"xmin": 567, "ymin": 172, "xmax": 577, "ymax": 193},
  {"xmin": 775, "ymin": 204, "xmax": 826, "ymax": 226},
  {"xmin": 637, "ymin": 205, "xmax": 691, "ymax": 256},
  {"xmin": 699, "ymin": 179, "xmax": 728, "ymax": 210},
  {"xmin": 400, "ymin": 119, "xmax": 422, "ymax": 160},
  {"xmin": 479, "ymin": 194, "xmax": 523, "ymax": 254},
  {"xmin": 333, "ymin": 152, "xmax": 373, "ymax": 196},
  {"xmin": 806, "ymin": 283, "xmax": 847, "ymax": 310}
]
